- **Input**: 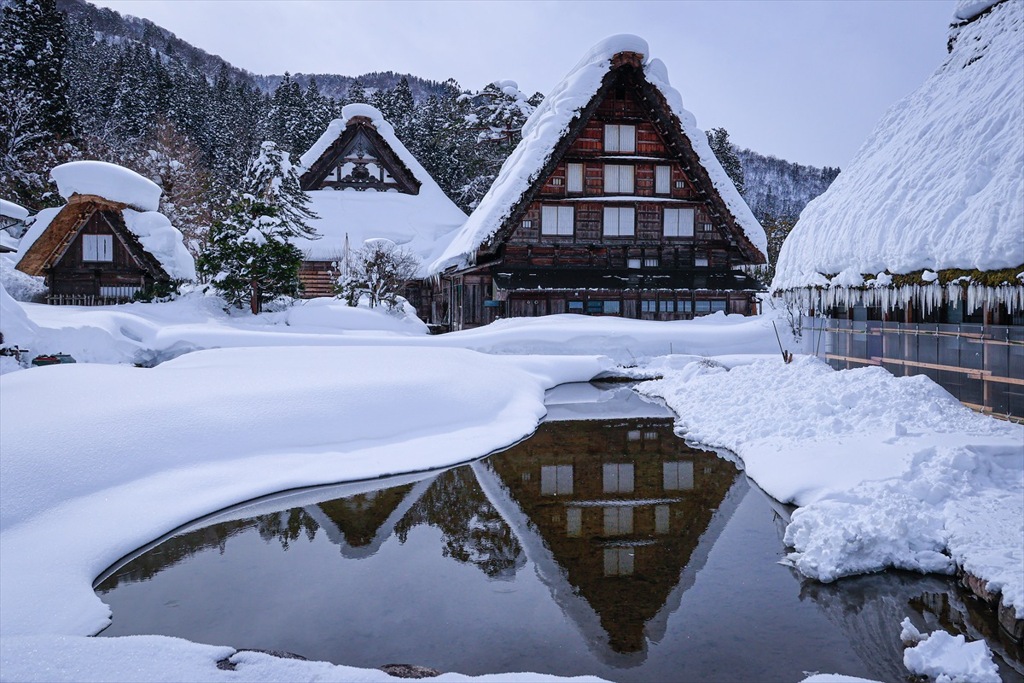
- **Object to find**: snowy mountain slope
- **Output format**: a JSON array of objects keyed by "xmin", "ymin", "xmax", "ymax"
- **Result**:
[{"xmin": 773, "ymin": 0, "xmax": 1024, "ymax": 289}]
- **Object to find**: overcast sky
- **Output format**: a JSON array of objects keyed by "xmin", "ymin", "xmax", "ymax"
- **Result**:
[{"xmin": 90, "ymin": 0, "xmax": 955, "ymax": 169}]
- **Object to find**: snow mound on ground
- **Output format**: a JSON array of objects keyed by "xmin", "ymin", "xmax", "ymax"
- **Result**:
[
  {"xmin": 638, "ymin": 355, "xmax": 1024, "ymax": 614},
  {"xmin": 430, "ymin": 34, "xmax": 765, "ymax": 274},
  {"xmin": 284, "ymin": 297, "xmax": 428, "ymax": 335},
  {"xmin": 51, "ymin": 161, "xmax": 161, "ymax": 212},
  {"xmin": 0, "ymin": 254, "xmax": 46, "ymax": 302},
  {"xmin": 773, "ymin": 0, "xmax": 1024, "ymax": 288},
  {"xmin": 0, "ymin": 281, "xmax": 38, "ymax": 356},
  {"xmin": 900, "ymin": 618, "xmax": 1000, "ymax": 683}
]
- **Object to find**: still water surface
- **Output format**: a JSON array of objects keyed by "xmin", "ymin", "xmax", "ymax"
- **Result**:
[{"xmin": 96, "ymin": 385, "xmax": 1023, "ymax": 682}]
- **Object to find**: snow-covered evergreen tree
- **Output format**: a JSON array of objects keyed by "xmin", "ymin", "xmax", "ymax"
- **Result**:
[
  {"xmin": 346, "ymin": 79, "xmax": 368, "ymax": 104},
  {"xmin": 705, "ymin": 127, "xmax": 745, "ymax": 196},
  {"xmin": 198, "ymin": 141, "xmax": 319, "ymax": 313}
]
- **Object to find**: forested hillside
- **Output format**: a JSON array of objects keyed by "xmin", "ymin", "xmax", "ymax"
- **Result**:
[{"xmin": 2, "ymin": 0, "xmax": 836, "ymax": 274}]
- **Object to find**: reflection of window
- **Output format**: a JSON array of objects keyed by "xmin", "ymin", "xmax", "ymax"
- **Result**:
[
  {"xmin": 603, "ymin": 463, "xmax": 634, "ymax": 493},
  {"xmin": 541, "ymin": 205, "xmax": 574, "ymax": 236},
  {"xmin": 566, "ymin": 507, "xmax": 582, "ymax": 537},
  {"xmin": 644, "ymin": 431, "xmax": 658, "ymax": 440},
  {"xmin": 82, "ymin": 234, "xmax": 113, "ymax": 262},
  {"xmin": 604, "ymin": 124, "xmax": 636, "ymax": 153},
  {"xmin": 567, "ymin": 163, "xmax": 584, "ymax": 193},
  {"xmin": 655, "ymin": 505, "xmax": 670, "ymax": 534},
  {"xmin": 603, "ymin": 506, "xmax": 634, "ymax": 535},
  {"xmin": 663, "ymin": 461, "xmax": 694, "ymax": 490},
  {"xmin": 643, "ymin": 257, "xmax": 658, "ymax": 268},
  {"xmin": 628, "ymin": 258, "xmax": 642, "ymax": 269},
  {"xmin": 604, "ymin": 548, "xmax": 634, "ymax": 576},
  {"xmin": 695, "ymin": 257, "xmax": 709, "ymax": 267},
  {"xmin": 627, "ymin": 430, "xmax": 641, "ymax": 441},
  {"xmin": 541, "ymin": 465, "xmax": 573, "ymax": 495}
]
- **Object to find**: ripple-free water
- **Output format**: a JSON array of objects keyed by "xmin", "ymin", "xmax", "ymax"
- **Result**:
[{"xmin": 96, "ymin": 384, "xmax": 1023, "ymax": 682}]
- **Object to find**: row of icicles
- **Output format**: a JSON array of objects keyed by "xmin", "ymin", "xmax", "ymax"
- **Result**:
[{"xmin": 778, "ymin": 282, "xmax": 1024, "ymax": 315}]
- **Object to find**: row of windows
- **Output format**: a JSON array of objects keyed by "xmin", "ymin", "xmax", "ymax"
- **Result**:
[
  {"xmin": 566, "ymin": 299, "xmax": 729, "ymax": 315},
  {"xmin": 537, "ymin": 205, "xmax": 713, "ymax": 238},
  {"xmin": 539, "ymin": 461, "xmax": 695, "ymax": 497},
  {"xmin": 556, "ymin": 162, "xmax": 681, "ymax": 195}
]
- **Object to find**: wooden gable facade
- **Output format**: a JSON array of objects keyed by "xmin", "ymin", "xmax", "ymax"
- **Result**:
[
  {"xmin": 438, "ymin": 51, "xmax": 765, "ymax": 330},
  {"xmin": 15, "ymin": 194, "xmax": 171, "ymax": 305},
  {"xmin": 296, "ymin": 116, "xmax": 422, "ymax": 300}
]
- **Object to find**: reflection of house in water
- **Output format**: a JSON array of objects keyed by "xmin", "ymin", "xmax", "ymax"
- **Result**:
[
  {"xmin": 304, "ymin": 478, "xmax": 432, "ymax": 560},
  {"xmin": 483, "ymin": 419, "xmax": 739, "ymax": 655}
]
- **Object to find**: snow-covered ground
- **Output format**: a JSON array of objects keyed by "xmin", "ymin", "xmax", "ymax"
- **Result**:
[{"xmin": 1, "ymin": 288, "xmax": 1019, "ymax": 682}]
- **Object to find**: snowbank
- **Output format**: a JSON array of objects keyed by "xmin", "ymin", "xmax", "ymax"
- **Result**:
[
  {"xmin": 51, "ymin": 160, "xmax": 162, "ymax": 212},
  {"xmin": 430, "ymin": 34, "xmax": 765, "ymax": 274},
  {"xmin": 295, "ymin": 104, "xmax": 467, "ymax": 274},
  {"xmin": 638, "ymin": 356, "xmax": 1024, "ymax": 616},
  {"xmin": 0, "ymin": 198, "xmax": 28, "ymax": 221},
  {"xmin": 773, "ymin": 0, "xmax": 1024, "ymax": 289},
  {"xmin": 0, "ymin": 345, "xmax": 609, "ymax": 679},
  {"xmin": 900, "ymin": 618, "xmax": 1000, "ymax": 683}
]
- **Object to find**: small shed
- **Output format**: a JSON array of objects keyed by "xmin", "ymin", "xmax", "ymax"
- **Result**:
[{"xmin": 15, "ymin": 161, "xmax": 195, "ymax": 305}]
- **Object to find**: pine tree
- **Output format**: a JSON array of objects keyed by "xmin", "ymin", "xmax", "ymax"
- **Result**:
[
  {"xmin": 705, "ymin": 127, "xmax": 745, "ymax": 196},
  {"xmin": 0, "ymin": 0, "xmax": 77, "ymax": 205},
  {"xmin": 346, "ymin": 79, "xmax": 368, "ymax": 104},
  {"xmin": 198, "ymin": 142, "xmax": 319, "ymax": 313}
]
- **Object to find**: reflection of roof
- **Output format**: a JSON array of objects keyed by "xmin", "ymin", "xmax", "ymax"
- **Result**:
[
  {"xmin": 304, "ymin": 476, "xmax": 435, "ymax": 560},
  {"xmin": 493, "ymin": 268, "xmax": 763, "ymax": 292}
]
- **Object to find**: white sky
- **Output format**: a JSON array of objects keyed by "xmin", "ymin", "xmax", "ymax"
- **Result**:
[{"xmin": 89, "ymin": 0, "xmax": 955, "ymax": 169}]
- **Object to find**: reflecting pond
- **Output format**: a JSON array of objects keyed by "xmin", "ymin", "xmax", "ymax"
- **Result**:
[{"xmin": 96, "ymin": 384, "xmax": 1023, "ymax": 682}]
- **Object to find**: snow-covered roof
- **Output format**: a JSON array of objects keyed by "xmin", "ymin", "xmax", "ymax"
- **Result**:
[
  {"xmin": 51, "ymin": 161, "xmax": 162, "ymax": 213},
  {"xmin": 773, "ymin": 0, "xmax": 1023, "ymax": 292},
  {"xmin": 1, "ymin": 199, "xmax": 29, "ymax": 222},
  {"xmin": 429, "ymin": 34, "xmax": 767, "ymax": 274},
  {"xmin": 293, "ymin": 104, "xmax": 467, "ymax": 275},
  {"xmin": 17, "ymin": 200, "xmax": 196, "ymax": 282}
]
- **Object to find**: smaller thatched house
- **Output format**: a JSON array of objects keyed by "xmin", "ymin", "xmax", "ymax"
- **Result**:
[{"xmin": 15, "ymin": 161, "xmax": 195, "ymax": 305}]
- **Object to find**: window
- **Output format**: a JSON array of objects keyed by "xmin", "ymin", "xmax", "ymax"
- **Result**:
[
  {"xmin": 567, "ymin": 163, "xmax": 584, "ymax": 193},
  {"xmin": 659, "ymin": 300, "xmax": 674, "ymax": 313},
  {"xmin": 655, "ymin": 165, "xmax": 671, "ymax": 194},
  {"xmin": 663, "ymin": 461, "xmax": 694, "ymax": 491},
  {"xmin": 643, "ymin": 257, "xmax": 658, "ymax": 268},
  {"xmin": 603, "ymin": 207, "xmax": 635, "ymax": 236},
  {"xmin": 695, "ymin": 300, "xmax": 712, "ymax": 313},
  {"xmin": 675, "ymin": 180, "xmax": 686, "ymax": 189},
  {"xmin": 678, "ymin": 300, "xmax": 693, "ymax": 313},
  {"xmin": 568, "ymin": 300, "xmax": 584, "ymax": 311},
  {"xmin": 655, "ymin": 505, "xmax": 670, "ymax": 534},
  {"xmin": 587, "ymin": 301, "xmax": 603, "ymax": 314},
  {"xmin": 603, "ymin": 507, "xmax": 634, "ymax": 535},
  {"xmin": 541, "ymin": 205, "xmax": 574, "ymax": 236},
  {"xmin": 604, "ymin": 124, "xmax": 636, "ymax": 153},
  {"xmin": 711, "ymin": 300, "xmax": 727, "ymax": 312},
  {"xmin": 522, "ymin": 219, "xmax": 533, "ymax": 228},
  {"xmin": 566, "ymin": 508, "xmax": 582, "ymax": 537},
  {"xmin": 664, "ymin": 207, "xmax": 694, "ymax": 237},
  {"xmin": 627, "ymin": 430, "xmax": 642, "ymax": 441},
  {"xmin": 551, "ymin": 177, "xmax": 563, "ymax": 186},
  {"xmin": 603, "ymin": 164, "xmax": 634, "ymax": 194},
  {"xmin": 695, "ymin": 257, "xmax": 709, "ymax": 267},
  {"xmin": 541, "ymin": 465, "xmax": 574, "ymax": 495},
  {"xmin": 604, "ymin": 547, "xmax": 634, "ymax": 576},
  {"xmin": 603, "ymin": 463, "xmax": 635, "ymax": 493},
  {"xmin": 603, "ymin": 300, "xmax": 621, "ymax": 314},
  {"xmin": 700, "ymin": 222, "xmax": 714, "ymax": 232},
  {"xmin": 627, "ymin": 258, "xmax": 642, "ymax": 269},
  {"xmin": 641, "ymin": 300, "xmax": 657, "ymax": 313},
  {"xmin": 82, "ymin": 234, "xmax": 113, "ymax": 262}
]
